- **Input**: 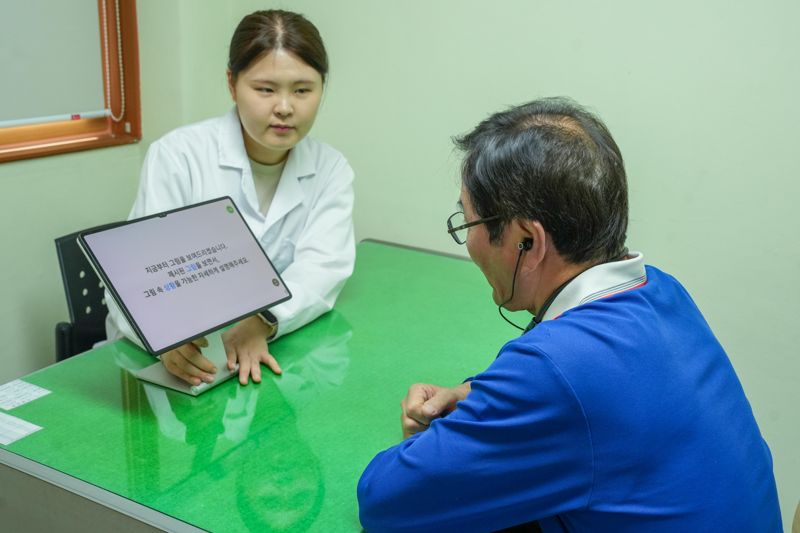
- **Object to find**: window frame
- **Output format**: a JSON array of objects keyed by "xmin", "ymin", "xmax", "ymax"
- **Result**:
[{"xmin": 0, "ymin": 0, "xmax": 141, "ymax": 163}]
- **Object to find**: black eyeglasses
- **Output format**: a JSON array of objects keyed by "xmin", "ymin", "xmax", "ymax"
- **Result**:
[{"xmin": 446, "ymin": 211, "xmax": 501, "ymax": 245}]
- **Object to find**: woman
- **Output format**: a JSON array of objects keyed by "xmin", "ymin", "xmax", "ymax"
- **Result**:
[{"xmin": 105, "ymin": 10, "xmax": 354, "ymax": 387}]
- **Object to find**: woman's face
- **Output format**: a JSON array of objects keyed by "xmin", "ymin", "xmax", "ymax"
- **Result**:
[{"xmin": 228, "ymin": 49, "xmax": 323, "ymax": 165}]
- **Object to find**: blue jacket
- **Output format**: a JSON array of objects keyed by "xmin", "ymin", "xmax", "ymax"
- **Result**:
[{"xmin": 358, "ymin": 266, "xmax": 781, "ymax": 532}]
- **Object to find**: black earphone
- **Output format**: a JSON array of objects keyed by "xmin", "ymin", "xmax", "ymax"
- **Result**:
[
  {"xmin": 518, "ymin": 238, "xmax": 533, "ymax": 251},
  {"xmin": 499, "ymin": 238, "xmax": 534, "ymax": 330}
]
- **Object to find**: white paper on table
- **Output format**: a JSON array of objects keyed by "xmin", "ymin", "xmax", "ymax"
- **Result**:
[
  {"xmin": 0, "ymin": 412, "xmax": 43, "ymax": 445},
  {"xmin": 0, "ymin": 379, "xmax": 51, "ymax": 410}
]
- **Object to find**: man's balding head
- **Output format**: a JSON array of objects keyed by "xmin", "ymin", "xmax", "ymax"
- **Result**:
[{"xmin": 455, "ymin": 97, "xmax": 628, "ymax": 265}]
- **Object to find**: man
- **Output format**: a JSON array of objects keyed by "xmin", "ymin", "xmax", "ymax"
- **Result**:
[{"xmin": 357, "ymin": 98, "xmax": 781, "ymax": 532}]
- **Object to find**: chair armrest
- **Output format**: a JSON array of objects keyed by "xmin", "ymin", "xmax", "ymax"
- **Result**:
[{"xmin": 55, "ymin": 322, "xmax": 74, "ymax": 362}]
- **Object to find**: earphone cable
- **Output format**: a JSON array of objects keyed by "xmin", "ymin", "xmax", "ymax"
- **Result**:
[{"xmin": 498, "ymin": 247, "xmax": 527, "ymax": 331}]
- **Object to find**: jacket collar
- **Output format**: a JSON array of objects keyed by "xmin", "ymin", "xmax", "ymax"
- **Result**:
[{"xmin": 539, "ymin": 251, "xmax": 647, "ymax": 323}]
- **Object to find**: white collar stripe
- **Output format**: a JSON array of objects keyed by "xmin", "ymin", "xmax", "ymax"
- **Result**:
[
  {"xmin": 578, "ymin": 275, "xmax": 648, "ymax": 305},
  {"xmin": 541, "ymin": 252, "xmax": 647, "ymax": 322}
]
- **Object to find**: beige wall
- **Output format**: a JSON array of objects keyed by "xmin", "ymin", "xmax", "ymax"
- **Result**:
[{"xmin": 1, "ymin": 0, "xmax": 797, "ymax": 526}]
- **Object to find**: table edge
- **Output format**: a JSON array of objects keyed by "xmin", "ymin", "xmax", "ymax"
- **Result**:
[{"xmin": 0, "ymin": 447, "xmax": 206, "ymax": 533}]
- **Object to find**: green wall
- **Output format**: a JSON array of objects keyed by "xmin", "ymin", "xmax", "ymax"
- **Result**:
[{"xmin": 1, "ymin": 0, "xmax": 796, "ymax": 526}]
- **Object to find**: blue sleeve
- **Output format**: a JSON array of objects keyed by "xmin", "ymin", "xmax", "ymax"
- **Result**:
[{"xmin": 357, "ymin": 342, "xmax": 594, "ymax": 532}]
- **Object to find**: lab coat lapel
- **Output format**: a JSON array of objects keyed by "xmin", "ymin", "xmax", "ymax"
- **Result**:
[{"xmin": 264, "ymin": 138, "xmax": 315, "ymax": 230}]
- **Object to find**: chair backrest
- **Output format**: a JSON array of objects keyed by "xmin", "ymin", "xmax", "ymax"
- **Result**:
[{"xmin": 54, "ymin": 222, "xmax": 123, "ymax": 354}]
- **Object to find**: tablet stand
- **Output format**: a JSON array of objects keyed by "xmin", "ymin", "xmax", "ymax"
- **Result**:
[{"xmin": 134, "ymin": 330, "xmax": 238, "ymax": 396}]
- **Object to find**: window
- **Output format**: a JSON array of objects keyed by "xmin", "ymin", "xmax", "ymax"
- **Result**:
[{"xmin": 0, "ymin": 0, "xmax": 141, "ymax": 163}]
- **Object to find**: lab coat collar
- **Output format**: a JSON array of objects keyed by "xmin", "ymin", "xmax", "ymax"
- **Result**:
[
  {"xmin": 265, "ymin": 137, "xmax": 315, "ymax": 227},
  {"xmin": 539, "ymin": 252, "xmax": 647, "ymax": 323},
  {"xmin": 217, "ymin": 107, "xmax": 317, "ymax": 228},
  {"xmin": 218, "ymin": 108, "xmax": 248, "ymax": 170}
]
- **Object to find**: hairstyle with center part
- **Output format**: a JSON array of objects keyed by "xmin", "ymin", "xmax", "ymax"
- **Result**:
[
  {"xmin": 228, "ymin": 10, "xmax": 328, "ymax": 83},
  {"xmin": 455, "ymin": 97, "xmax": 629, "ymax": 264}
]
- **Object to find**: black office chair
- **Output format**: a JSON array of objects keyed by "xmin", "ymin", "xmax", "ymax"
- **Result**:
[{"xmin": 54, "ymin": 222, "xmax": 123, "ymax": 361}]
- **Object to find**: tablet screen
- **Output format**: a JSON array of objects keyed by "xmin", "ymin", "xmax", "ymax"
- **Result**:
[{"xmin": 79, "ymin": 197, "xmax": 291, "ymax": 354}]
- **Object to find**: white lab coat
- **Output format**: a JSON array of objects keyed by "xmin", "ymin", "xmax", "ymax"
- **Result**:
[{"xmin": 105, "ymin": 108, "xmax": 355, "ymax": 346}]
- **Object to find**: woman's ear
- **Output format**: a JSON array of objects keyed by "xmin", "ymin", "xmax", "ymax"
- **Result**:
[{"xmin": 226, "ymin": 70, "xmax": 237, "ymax": 101}]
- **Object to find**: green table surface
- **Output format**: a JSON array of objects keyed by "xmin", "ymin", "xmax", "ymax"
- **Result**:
[{"xmin": 1, "ymin": 241, "xmax": 524, "ymax": 532}]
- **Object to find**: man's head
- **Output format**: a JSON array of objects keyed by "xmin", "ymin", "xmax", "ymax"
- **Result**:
[{"xmin": 455, "ymin": 97, "xmax": 628, "ymax": 266}]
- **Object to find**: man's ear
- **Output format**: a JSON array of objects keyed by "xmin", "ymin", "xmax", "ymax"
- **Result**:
[{"xmin": 513, "ymin": 219, "xmax": 547, "ymax": 268}]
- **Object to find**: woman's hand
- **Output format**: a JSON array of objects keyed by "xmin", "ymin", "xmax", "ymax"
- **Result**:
[
  {"xmin": 161, "ymin": 337, "xmax": 216, "ymax": 386},
  {"xmin": 222, "ymin": 315, "xmax": 281, "ymax": 385}
]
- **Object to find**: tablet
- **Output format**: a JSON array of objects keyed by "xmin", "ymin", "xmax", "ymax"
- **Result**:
[{"xmin": 78, "ymin": 197, "xmax": 292, "ymax": 356}]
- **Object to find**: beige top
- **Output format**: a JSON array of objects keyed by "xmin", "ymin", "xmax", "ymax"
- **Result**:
[{"xmin": 249, "ymin": 157, "xmax": 286, "ymax": 216}]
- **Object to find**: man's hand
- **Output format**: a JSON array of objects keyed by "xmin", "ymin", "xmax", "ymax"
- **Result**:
[
  {"xmin": 400, "ymin": 382, "xmax": 472, "ymax": 439},
  {"xmin": 161, "ymin": 337, "xmax": 216, "ymax": 386},
  {"xmin": 222, "ymin": 315, "xmax": 281, "ymax": 385}
]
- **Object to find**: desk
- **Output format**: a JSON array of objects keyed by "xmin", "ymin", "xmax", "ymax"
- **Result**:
[{"xmin": 0, "ymin": 241, "xmax": 519, "ymax": 531}]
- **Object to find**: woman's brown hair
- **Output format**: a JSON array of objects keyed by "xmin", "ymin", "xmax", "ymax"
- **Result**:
[{"xmin": 228, "ymin": 10, "xmax": 328, "ymax": 83}]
